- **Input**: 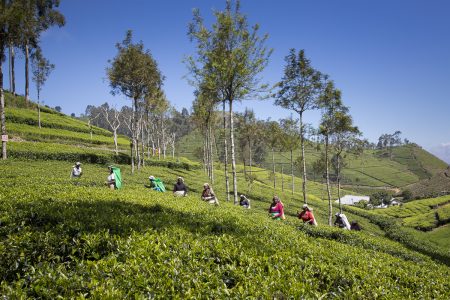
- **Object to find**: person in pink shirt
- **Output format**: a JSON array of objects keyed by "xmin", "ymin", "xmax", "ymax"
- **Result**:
[
  {"xmin": 297, "ymin": 204, "xmax": 317, "ymax": 226},
  {"xmin": 268, "ymin": 196, "xmax": 285, "ymax": 220}
]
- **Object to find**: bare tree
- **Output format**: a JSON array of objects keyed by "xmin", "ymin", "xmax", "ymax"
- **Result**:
[{"xmin": 101, "ymin": 105, "xmax": 121, "ymax": 155}]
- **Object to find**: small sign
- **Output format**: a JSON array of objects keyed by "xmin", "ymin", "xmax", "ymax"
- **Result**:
[{"xmin": 1, "ymin": 135, "xmax": 8, "ymax": 142}]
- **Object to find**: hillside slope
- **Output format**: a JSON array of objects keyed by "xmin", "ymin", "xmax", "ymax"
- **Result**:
[
  {"xmin": 1, "ymin": 93, "xmax": 449, "ymax": 297},
  {"xmin": 177, "ymin": 126, "xmax": 449, "ymax": 195},
  {"xmin": 1, "ymin": 160, "xmax": 449, "ymax": 298}
]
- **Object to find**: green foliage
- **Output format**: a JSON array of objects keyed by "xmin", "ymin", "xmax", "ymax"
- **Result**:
[
  {"xmin": 107, "ymin": 30, "xmax": 162, "ymax": 102},
  {"xmin": 8, "ymin": 123, "xmax": 129, "ymax": 148},
  {"xmin": 402, "ymin": 189, "xmax": 413, "ymax": 201},
  {"xmin": 370, "ymin": 191, "xmax": 392, "ymax": 206},
  {"xmin": 6, "ymin": 107, "xmax": 112, "ymax": 136},
  {"xmin": 1, "ymin": 160, "xmax": 449, "ymax": 298},
  {"xmin": 6, "ymin": 142, "xmax": 200, "ymax": 170},
  {"xmin": 345, "ymin": 205, "xmax": 450, "ymax": 265}
]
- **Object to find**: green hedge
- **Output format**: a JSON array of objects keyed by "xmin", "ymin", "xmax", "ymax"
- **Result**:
[
  {"xmin": 344, "ymin": 205, "xmax": 450, "ymax": 266},
  {"xmin": 8, "ymin": 123, "xmax": 129, "ymax": 148},
  {"xmin": 6, "ymin": 107, "xmax": 112, "ymax": 137},
  {"xmin": 6, "ymin": 142, "xmax": 200, "ymax": 171}
]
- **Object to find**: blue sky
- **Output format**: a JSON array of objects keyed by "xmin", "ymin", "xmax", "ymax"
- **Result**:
[{"xmin": 5, "ymin": 0, "xmax": 450, "ymax": 163}]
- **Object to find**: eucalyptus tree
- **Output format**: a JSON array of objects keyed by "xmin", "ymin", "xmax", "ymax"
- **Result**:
[
  {"xmin": 318, "ymin": 81, "xmax": 347, "ymax": 225},
  {"xmin": 0, "ymin": 0, "xmax": 15, "ymax": 159},
  {"xmin": 280, "ymin": 116, "xmax": 300, "ymax": 195},
  {"xmin": 275, "ymin": 49, "xmax": 324, "ymax": 204},
  {"xmin": 107, "ymin": 30, "xmax": 163, "ymax": 173},
  {"xmin": 265, "ymin": 120, "xmax": 282, "ymax": 189},
  {"xmin": 11, "ymin": 0, "xmax": 64, "ymax": 102},
  {"xmin": 192, "ymin": 83, "xmax": 219, "ymax": 182},
  {"xmin": 187, "ymin": 0, "xmax": 272, "ymax": 204},
  {"xmin": 238, "ymin": 108, "xmax": 259, "ymax": 175},
  {"xmin": 31, "ymin": 47, "xmax": 54, "ymax": 129},
  {"xmin": 331, "ymin": 116, "xmax": 360, "ymax": 213},
  {"xmin": 101, "ymin": 105, "xmax": 121, "ymax": 155}
]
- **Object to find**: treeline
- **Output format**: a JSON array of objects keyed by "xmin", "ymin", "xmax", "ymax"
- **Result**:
[
  {"xmin": 185, "ymin": 0, "xmax": 369, "ymax": 225},
  {"xmin": 80, "ymin": 102, "xmax": 193, "ymax": 159},
  {"xmin": 1, "ymin": 0, "xmax": 65, "ymax": 159}
]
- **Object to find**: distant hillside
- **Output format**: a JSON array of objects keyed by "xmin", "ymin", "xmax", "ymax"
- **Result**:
[{"xmin": 177, "ymin": 128, "xmax": 449, "ymax": 196}]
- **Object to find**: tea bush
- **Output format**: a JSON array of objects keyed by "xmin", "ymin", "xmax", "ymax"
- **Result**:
[
  {"xmin": 6, "ymin": 107, "xmax": 112, "ymax": 136},
  {"xmin": 8, "ymin": 123, "xmax": 129, "ymax": 148},
  {"xmin": 0, "ymin": 160, "xmax": 449, "ymax": 298}
]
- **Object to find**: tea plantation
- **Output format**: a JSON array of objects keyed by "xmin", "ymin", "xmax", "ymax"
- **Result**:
[
  {"xmin": 1, "ymin": 95, "xmax": 450, "ymax": 298},
  {"xmin": 1, "ymin": 160, "xmax": 450, "ymax": 298}
]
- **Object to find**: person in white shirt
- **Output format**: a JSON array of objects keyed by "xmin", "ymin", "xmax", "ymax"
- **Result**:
[
  {"xmin": 71, "ymin": 162, "xmax": 82, "ymax": 178},
  {"xmin": 106, "ymin": 166, "xmax": 116, "ymax": 190}
]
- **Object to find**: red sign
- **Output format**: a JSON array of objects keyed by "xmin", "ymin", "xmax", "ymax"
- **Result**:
[{"xmin": 1, "ymin": 135, "xmax": 8, "ymax": 142}]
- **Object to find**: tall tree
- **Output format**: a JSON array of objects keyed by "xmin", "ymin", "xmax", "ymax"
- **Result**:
[
  {"xmin": 192, "ymin": 82, "xmax": 219, "ymax": 182},
  {"xmin": 275, "ymin": 49, "xmax": 324, "ymax": 204},
  {"xmin": 187, "ymin": 0, "xmax": 272, "ymax": 204},
  {"xmin": 280, "ymin": 116, "xmax": 300, "ymax": 195},
  {"xmin": 0, "ymin": 0, "xmax": 14, "ymax": 159},
  {"xmin": 13, "ymin": 0, "xmax": 64, "ymax": 102},
  {"xmin": 331, "ymin": 113, "xmax": 360, "ymax": 213},
  {"xmin": 107, "ymin": 30, "xmax": 163, "ymax": 173},
  {"xmin": 101, "ymin": 104, "xmax": 121, "ymax": 155},
  {"xmin": 238, "ymin": 108, "xmax": 259, "ymax": 175},
  {"xmin": 265, "ymin": 120, "xmax": 282, "ymax": 189},
  {"xmin": 31, "ymin": 47, "xmax": 54, "ymax": 128},
  {"xmin": 318, "ymin": 81, "xmax": 346, "ymax": 225}
]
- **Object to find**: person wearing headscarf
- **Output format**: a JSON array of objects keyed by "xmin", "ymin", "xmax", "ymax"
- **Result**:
[
  {"xmin": 268, "ymin": 196, "xmax": 284, "ymax": 220},
  {"xmin": 71, "ymin": 162, "xmax": 82, "ymax": 178},
  {"xmin": 106, "ymin": 166, "xmax": 116, "ymax": 190},
  {"xmin": 239, "ymin": 194, "xmax": 251, "ymax": 208},
  {"xmin": 173, "ymin": 177, "xmax": 188, "ymax": 197},
  {"xmin": 334, "ymin": 212, "xmax": 350, "ymax": 230},
  {"xmin": 201, "ymin": 183, "xmax": 219, "ymax": 205},
  {"xmin": 297, "ymin": 204, "xmax": 317, "ymax": 226}
]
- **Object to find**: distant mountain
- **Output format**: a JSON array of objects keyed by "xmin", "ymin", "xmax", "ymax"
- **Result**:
[{"xmin": 429, "ymin": 143, "xmax": 450, "ymax": 165}]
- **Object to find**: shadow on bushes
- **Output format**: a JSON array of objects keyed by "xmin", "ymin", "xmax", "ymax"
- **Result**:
[{"xmin": 0, "ymin": 198, "xmax": 241, "ymax": 282}]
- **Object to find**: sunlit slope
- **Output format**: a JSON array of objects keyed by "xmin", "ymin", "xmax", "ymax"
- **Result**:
[
  {"xmin": 178, "ymin": 127, "xmax": 448, "ymax": 190},
  {"xmin": 1, "ymin": 160, "xmax": 449, "ymax": 298}
]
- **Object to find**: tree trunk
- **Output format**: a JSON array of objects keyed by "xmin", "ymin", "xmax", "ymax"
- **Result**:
[
  {"xmin": 130, "ymin": 142, "xmax": 134, "ymax": 173},
  {"xmin": 203, "ymin": 127, "xmax": 208, "ymax": 174},
  {"xmin": 291, "ymin": 149, "xmax": 294, "ymax": 195},
  {"xmin": 272, "ymin": 147, "xmax": 276, "ymax": 189},
  {"xmin": 141, "ymin": 121, "xmax": 145, "ymax": 167},
  {"xmin": 337, "ymin": 153, "xmax": 342, "ymax": 213},
  {"xmin": 249, "ymin": 139, "xmax": 252, "ymax": 175},
  {"xmin": 37, "ymin": 92, "xmax": 41, "ymax": 129},
  {"xmin": 229, "ymin": 100, "xmax": 238, "ymax": 204},
  {"xmin": 209, "ymin": 124, "xmax": 214, "ymax": 184},
  {"xmin": 0, "ymin": 46, "xmax": 6, "ymax": 160},
  {"xmin": 147, "ymin": 125, "xmax": 151, "ymax": 159},
  {"xmin": 325, "ymin": 135, "xmax": 332, "ymax": 225},
  {"xmin": 300, "ymin": 111, "xmax": 308, "ymax": 203},
  {"xmin": 11, "ymin": 46, "xmax": 15, "ymax": 95},
  {"xmin": 8, "ymin": 44, "xmax": 11, "ymax": 92},
  {"xmin": 113, "ymin": 130, "xmax": 118, "ymax": 155},
  {"xmin": 131, "ymin": 98, "xmax": 139, "ymax": 174},
  {"xmin": 172, "ymin": 133, "xmax": 175, "ymax": 159},
  {"xmin": 223, "ymin": 100, "xmax": 230, "ymax": 201},
  {"xmin": 25, "ymin": 43, "xmax": 30, "ymax": 102}
]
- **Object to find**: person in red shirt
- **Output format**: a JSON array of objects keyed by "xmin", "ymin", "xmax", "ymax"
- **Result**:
[
  {"xmin": 268, "ymin": 196, "xmax": 285, "ymax": 220},
  {"xmin": 297, "ymin": 204, "xmax": 317, "ymax": 226}
]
